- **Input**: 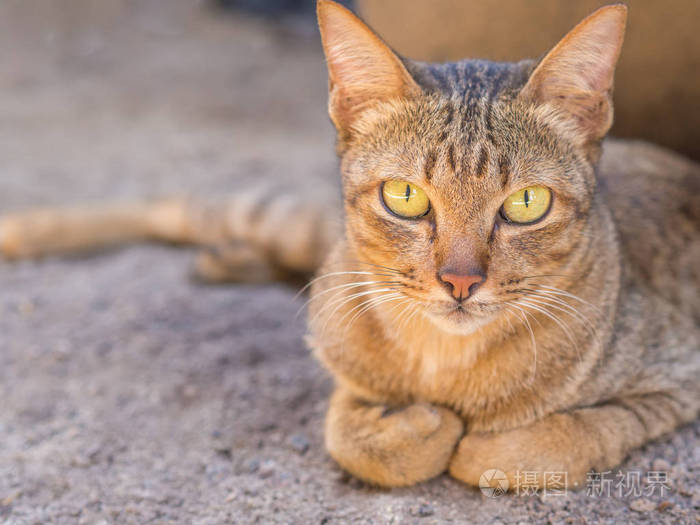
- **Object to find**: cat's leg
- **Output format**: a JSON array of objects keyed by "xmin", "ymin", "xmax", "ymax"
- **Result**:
[
  {"xmin": 0, "ymin": 187, "xmax": 341, "ymax": 278},
  {"xmin": 449, "ymin": 390, "xmax": 697, "ymax": 491},
  {"xmin": 0, "ymin": 198, "xmax": 227, "ymax": 259},
  {"xmin": 186, "ymin": 184, "xmax": 342, "ymax": 282},
  {"xmin": 191, "ymin": 242, "xmax": 283, "ymax": 283},
  {"xmin": 0, "ymin": 198, "xmax": 291, "ymax": 284},
  {"xmin": 325, "ymin": 387, "xmax": 464, "ymax": 487}
]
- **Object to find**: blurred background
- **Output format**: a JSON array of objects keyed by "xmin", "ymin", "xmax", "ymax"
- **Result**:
[
  {"xmin": 0, "ymin": 0, "xmax": 698, "ymax": 217},
  {"xmin": 0, "ymin": 1, "xmax": 697, "ymax": 523},
  {"xmin": 0, "ymin": 0, "xmax": 344, "ymax": 213},
  {"xmin": 0, "ymin": 0, "xmax": 697, "ymax": 217}
]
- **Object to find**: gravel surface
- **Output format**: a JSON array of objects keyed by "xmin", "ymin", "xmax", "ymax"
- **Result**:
[{"xmin": 0, "ymin": 1, "xmax": 697, "ymax": 523}]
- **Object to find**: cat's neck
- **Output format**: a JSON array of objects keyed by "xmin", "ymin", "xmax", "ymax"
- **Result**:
[{"xmin": 373, "ymin": 300, "xmax": 506, "ymax": 370}]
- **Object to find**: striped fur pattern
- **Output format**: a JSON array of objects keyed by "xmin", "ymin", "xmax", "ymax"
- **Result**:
[
  {"xmin": 0, "ymin": 186, "xmax": 341, "ymax": 282},
  {"xmin": 310, "ymin": 1, "xmax": 699, "ymax": 490},
  {"xmin": 0, "ymin": 0, "xmax": 697, "ymax": 493}
]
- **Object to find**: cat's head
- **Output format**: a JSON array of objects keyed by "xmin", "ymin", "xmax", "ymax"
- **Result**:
[{"xmin": 317, "ymin": 1, "xmax": 626, "ymax": 335}]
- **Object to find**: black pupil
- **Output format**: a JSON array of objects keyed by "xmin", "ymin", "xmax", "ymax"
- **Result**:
[
  {"xmin": 405, "ymin": 184, "xmax": 411, "ymax": 202},
  {"xmin": 524, "ymin": 189, "xmax": 530, "ymax": 208}
]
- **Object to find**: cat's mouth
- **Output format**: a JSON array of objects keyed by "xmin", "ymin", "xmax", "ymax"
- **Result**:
[
  {"xmin": 433, "ymin": 299, "xmax": 485, "ymax": 315},
  {"xmin": 423, "ymin": 299, "xmax": 497, "ymax": 334},
  {"xmin": 444, "ymin": 307, "xmax": 471, "ymax": 322},
  {"xmin": 444, "ymin": 303, "xmax": 479, "ymax": 319},
  {"xmin": 430, "ymin": 300, "xmax": 488, "ymax": 321}
]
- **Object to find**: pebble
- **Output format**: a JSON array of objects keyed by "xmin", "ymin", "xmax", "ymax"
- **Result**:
[
  {"xmin": 691, "ymin": 493, "xmax": 700, "ymax": 508},
  {"xmin": 652, "ymin": 458, "xmax": 672, "ymax": 472},
  {"xmin": 258, "ymin": 420, "xmax": 278, "ymax": 432},
  {"xmin": 258, "ymin": 460, "xmax": 276, "ymax": 479},
  {"xmin": 288, "ymin": 433, "xmax": 310, "ymax": 455},
  {"xmin": 656, "ymin": 501, "xmax": 673, "ymax": 512},
  {"xmin": 410, "ymin": 503, "xmax": 434, "ymax": 517},
  {"xmin": 417, "ymin": 503, "xmax": 434, "ymax": 517},
  {"xmin": 629, "ymin": 498, "xmax": 656, "ymax": 512},
  {"xmin": 242, "ymin": 457, "xmax": 260, "ymax": 473}
]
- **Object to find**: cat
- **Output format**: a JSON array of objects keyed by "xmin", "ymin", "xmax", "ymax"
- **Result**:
[{"xmin": 1, "ymin": 0, "xmax": 698, "ymax": 492}]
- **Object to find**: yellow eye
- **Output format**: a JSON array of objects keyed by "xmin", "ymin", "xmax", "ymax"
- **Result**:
[
  {"xmin": 381, "ymin": 181, "xmax": 430, "ymax": 218},
  {"xmin": 501, "ymin": 186, "xmax": 552, "ymax": 224}
]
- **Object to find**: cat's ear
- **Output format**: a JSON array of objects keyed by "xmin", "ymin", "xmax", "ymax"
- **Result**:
[
  {"xmin": 317, "ymin": 0, "xmax": 421, "ymax": 136},
  {"xmin": 519, "ymin": 4, "xmax": 627, "ymax": 146}
]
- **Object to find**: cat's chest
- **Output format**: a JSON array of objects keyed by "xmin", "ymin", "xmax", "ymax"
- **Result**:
[
  {"xmin": 407, "ymin": 342, "xmax": 505, "ymax": 411},
  {"xmin": 406, "ymin": 345, "xmax": 548, "ymax": 430},
  {"xmin": 324, "ymin": 324, "xmax": 549, "ymax": 430}
]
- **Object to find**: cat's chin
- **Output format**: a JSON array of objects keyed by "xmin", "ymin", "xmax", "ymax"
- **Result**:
[{"xmin": 425, "ymin": 306, "xmax": 495, "ymax": 336}]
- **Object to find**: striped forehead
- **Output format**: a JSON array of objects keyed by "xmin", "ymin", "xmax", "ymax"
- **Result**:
[
  {"xmin": 406, "ymin": 58, "xmax": 532, "ymax": 102},
  {"xmin": 405, "ymin": 58, "xmax": 533, "ymax": 185},
  {"xmin": 401, "ymin": 59, "xmax": 532, "ymax": 185},
  {"xmin": 418, "ymin": 100, "xmax": 511, "ymax": 194}
]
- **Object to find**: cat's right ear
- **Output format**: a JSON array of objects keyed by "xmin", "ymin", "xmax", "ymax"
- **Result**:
[{"xmin": 317, "ymin": 0, "xmax": 420, "ymax": 138}]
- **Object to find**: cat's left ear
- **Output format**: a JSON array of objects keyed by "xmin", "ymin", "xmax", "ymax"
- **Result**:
[
  {"xmin": 317, "ymin": 0, "xmax": 421, "ymax": 139},
  {"xmin": 519, "ymin": 4, "xmax": 627, "ymax": 148}
]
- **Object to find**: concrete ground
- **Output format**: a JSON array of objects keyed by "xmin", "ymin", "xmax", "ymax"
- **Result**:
[{"xmin": 0, "ymin": 1, "xmax": 697, "ymax": 523}]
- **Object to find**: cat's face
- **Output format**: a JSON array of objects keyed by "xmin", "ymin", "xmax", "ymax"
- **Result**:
[
  {"xmin": 318, "ymin": 0, "xmax": 625, "ymax": 334},
  {"xmin": 341, "ymin": 96, "xmax": 595, "ymax": 334}
]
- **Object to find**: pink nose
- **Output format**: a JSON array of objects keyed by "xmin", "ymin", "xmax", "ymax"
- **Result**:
[{"xmin": 439, "ymin": 272, "xmax": 485, "ymax": 301}]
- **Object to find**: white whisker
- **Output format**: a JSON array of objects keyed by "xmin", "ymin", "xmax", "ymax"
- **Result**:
[
  {"xmin": 516, "ymin": 299, "xmax": 582, "ymax": 366},
  {"xmin": 509, "ymin": 304, "xmax": 538, "ymax": 383},
  {"xmin": 395, "ymin": 300, "xmax": 418, "ymax": 333},
  {"xmin": 318, "ymin": 288, "xmax": 395, "ymax": 335},
  {"xmin": 310, "ymin": 284, "xmax": 398, "ymax": 324},
  {"xmin": 533, "ymin": 284, "xmax": 603, "ymax": 313},
  {"xmin": 342, "ymin": 293, "xmax": 403, "ymax": 333},
  {"xmin": 295, "ymin": 279, "xmax": 401, "ymax": 318},
  {"xmin": 333, "ymin": 260, "xmax": 404, "ymax": 274},
  {"xmin": 522, "ymin": 292, "xmax": 599, "ymax": 341},
  {"xmin": 398, "ymin": 302, "xmax": 423, "ymax": 333},
  {"xmin": 294, "ymin": 270, "xmax": 396, "ymax": 299}
]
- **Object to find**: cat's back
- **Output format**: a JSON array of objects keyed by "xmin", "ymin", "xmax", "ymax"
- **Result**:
[{"xmin": 598, "ymin": 139, "xmax": 700, "ymax": 322}]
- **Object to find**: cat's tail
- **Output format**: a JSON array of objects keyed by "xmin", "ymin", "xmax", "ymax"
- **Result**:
[{"xmin": 0, "ymin": 186, "xmax": 342, "ymax": 282}]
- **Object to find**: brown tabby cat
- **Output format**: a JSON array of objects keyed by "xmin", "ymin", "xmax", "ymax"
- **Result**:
[{"xmin": 1, "ymin": 1, "xmax": 698, "ymax": 491}]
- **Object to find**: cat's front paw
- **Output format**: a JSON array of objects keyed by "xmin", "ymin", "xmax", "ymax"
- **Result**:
[
  {"xmin": 448, "ymin": 414, "xmax": 591, "ymax": 491},
  {"xmin": 326, "ymin": 400, "xmax": 464, "ymax": 487}
]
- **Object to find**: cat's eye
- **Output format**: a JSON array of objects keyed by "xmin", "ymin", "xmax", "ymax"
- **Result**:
[
  {"xmin": 381, "ymin": 181, "xmax": 430, "ymax": 219},
  {"xmin": 501, "ymin": 186, "xmax": 552, "ymax": 224}
]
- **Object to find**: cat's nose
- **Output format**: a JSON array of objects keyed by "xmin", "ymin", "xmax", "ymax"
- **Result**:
[{"xmin": 439, "ymin": 271, "xmax": 485, "ymax": 301}]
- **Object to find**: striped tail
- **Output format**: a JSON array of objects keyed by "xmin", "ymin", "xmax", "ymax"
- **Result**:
[{"xmin": 0, "ymin": 185, "xmax": 342, "ymax": 283}]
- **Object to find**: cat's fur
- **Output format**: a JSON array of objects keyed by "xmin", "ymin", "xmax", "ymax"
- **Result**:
[{"xmin": 1, "ymin": 1, "xmax": 698, "ymax": 491}]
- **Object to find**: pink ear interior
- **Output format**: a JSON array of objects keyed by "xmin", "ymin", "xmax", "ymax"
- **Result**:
[
  {"xmin": 519, "ymin": 4, "xmax": 627, "ymax": 141},
  {"xmin": 317, "ymin": 0, "xmax": 420, "ymax": 133}
]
